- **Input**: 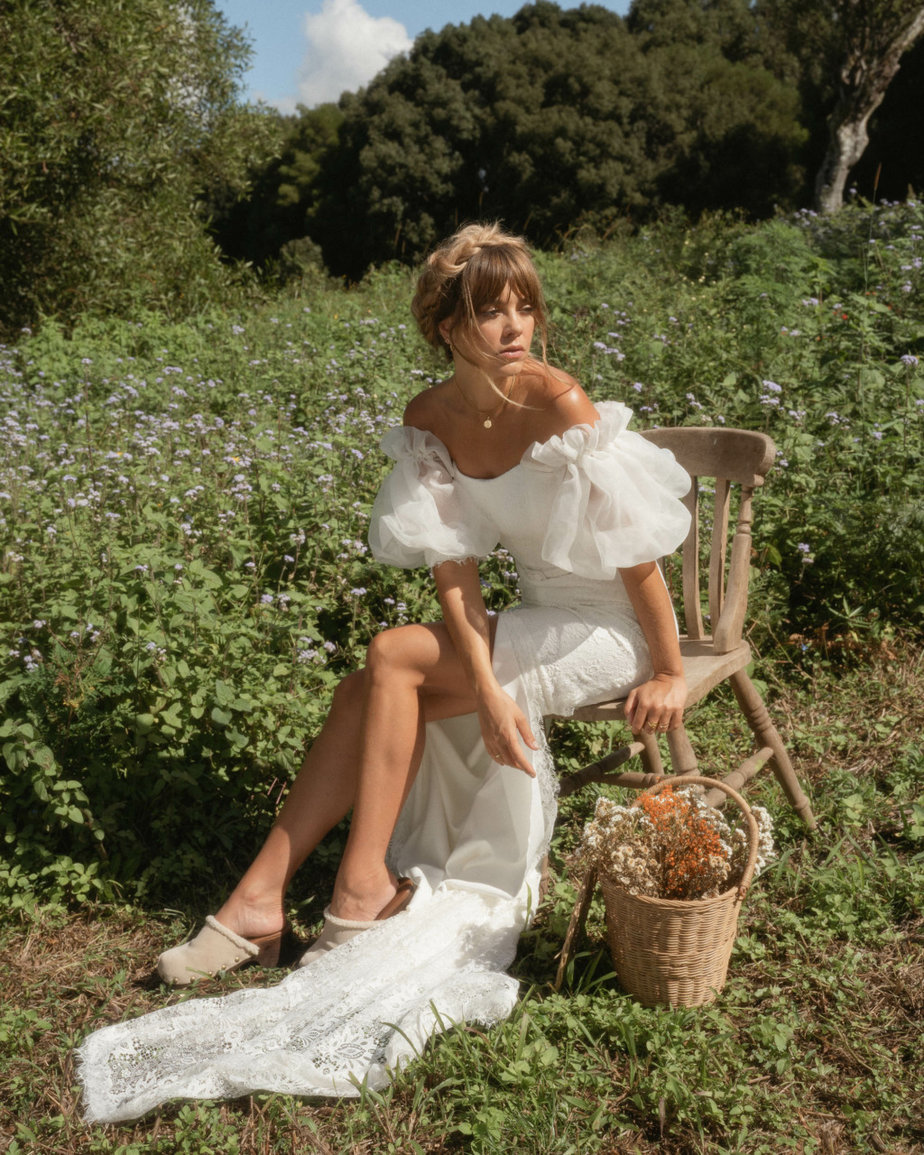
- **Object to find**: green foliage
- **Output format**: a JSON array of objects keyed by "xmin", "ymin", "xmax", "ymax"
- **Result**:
[
  {"xmin": 0, "ymin": 0, "xmax": 280, "ymax": 332},
  {"xmin": 647, "ymin": 49, "xmax": 807, "ymax": 216},
  {"xmin": 262, "ymin": 2, "xmax": 809, "ymax": 278},
  {"xmin": 1, "ymin": 201, "xmax": 922, "ymax": 909},
  {"xmin": 0, "ymin": 300, "xmax": 430, "ymax": 902},
  {"xmin": 211, "ymin": 103, "xmax": 344, "ymax": 280}
]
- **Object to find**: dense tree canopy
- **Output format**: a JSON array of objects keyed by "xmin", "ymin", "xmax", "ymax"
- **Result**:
[
  {"xmin": 0, "ymin": 0, "xmax": 279, "ymax": 330},
  {"xmin": 4, "ymin": 0, "xmax": 921, "ymax": 316},
  {"xmin": 266, "ymin": 1, "xmax": 807, "ymax": 277},
  {"xmin": 214, "ymin": 103, "xmax": 343, "ymax": 278},
  {"xmin": 227, "ymin": 0, "xmax": 923, "ymax": 278}
]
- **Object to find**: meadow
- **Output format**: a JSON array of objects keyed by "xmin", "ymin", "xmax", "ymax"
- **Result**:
[{"xmin": 1, "ymin": 201, "xmax": 923, "ymax": 1152}]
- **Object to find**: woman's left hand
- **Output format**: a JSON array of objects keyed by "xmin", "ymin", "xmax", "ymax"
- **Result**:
[{"xmin": 624, "ymin": 672, "xmax": 687, "ymax": 736}]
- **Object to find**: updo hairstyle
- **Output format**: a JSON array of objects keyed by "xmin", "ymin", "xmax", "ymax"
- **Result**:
[{"xmin": 411, "ymin": 223, "xmax": 549, "ymax": 362}]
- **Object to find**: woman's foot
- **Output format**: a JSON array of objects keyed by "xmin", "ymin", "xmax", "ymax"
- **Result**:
[
  {"xmin": 156, "ymin": 916, "xmax": 288, "ymax": 985},
  {"xmin": 212, "ymin": 890, "xmax": 287, "ymax": 943},
  {"xmin": 298, "ymin": 877, "xmax": 416, "ymax": 968},
  {"xmin": 328, "ymin": 871, "xmax": 404, "ymax": 922}
]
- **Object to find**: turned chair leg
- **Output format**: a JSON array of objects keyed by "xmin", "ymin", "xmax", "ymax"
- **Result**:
[
  {"xmin": 730, "ymin": 670, "xmax": 816, "ymax": 829},
  {"xmin": 638, "ymin": 729, "xmax": 664, "ymax": 776},
  {"xmin": 666, "ymin": 725, "xmax": 698, "ymax": 775}
]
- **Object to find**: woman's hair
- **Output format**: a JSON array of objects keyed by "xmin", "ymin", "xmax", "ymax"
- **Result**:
[{"xmin": 411, "ymin": 222, "xmax": 549, "ymax": 363}]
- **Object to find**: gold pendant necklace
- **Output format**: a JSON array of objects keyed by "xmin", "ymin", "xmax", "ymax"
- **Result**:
[{"xmin": 453, "ymin": 378, "xmax": 515, "ymax": 429}]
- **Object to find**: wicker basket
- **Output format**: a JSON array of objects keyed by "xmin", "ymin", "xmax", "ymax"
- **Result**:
[{"xmin": 598, "ymin": 775, "xmax": 759, "ymax": 1007}]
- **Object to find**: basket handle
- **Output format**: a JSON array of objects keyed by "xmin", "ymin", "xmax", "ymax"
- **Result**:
[{"xmin": 632, "ymin": 774, "xmax": 761, "ymax": 901}]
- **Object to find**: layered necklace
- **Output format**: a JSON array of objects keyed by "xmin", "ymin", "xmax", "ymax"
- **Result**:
[{"xmin": 453, "ymin": 377, "xmax": 517, "ymax": 429}]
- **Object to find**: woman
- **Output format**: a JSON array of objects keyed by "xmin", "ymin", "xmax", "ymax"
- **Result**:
[{"xmin": 77, "ymin": 224, "xmax": 690, "ymax": 1120}]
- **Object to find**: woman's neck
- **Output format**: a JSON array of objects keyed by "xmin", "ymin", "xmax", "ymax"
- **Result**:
[{"xmin": 451, "ymin": 371, "xmax": 517, "ymax": 424}]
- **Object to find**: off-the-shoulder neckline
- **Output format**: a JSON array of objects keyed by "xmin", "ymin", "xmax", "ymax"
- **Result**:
[{"xmin": 406, "ymin": 407, "xmax": 610, "ymax": 482}]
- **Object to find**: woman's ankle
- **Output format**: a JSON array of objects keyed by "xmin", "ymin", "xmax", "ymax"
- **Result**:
[
  {"xmin": 215, "ymin": 888, "xmax": 286, "ymax": 939},
  {"xmin": 328, "ymin": 870, "xmax": 397, "ymax": 922}
]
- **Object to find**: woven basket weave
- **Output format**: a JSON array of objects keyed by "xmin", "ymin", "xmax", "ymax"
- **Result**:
[{"xmin": 599, "ymin": 775, "xmax": 759, "ymax": 1008}]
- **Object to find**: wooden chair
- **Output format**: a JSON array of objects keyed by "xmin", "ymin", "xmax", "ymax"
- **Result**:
[{"xmin": 554, "ymin": 426, "xmax": 816, "ymax": 829}]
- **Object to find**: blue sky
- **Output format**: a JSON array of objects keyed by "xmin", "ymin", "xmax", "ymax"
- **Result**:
[{"xmin": 216, "ymin": 0, "xmax": 631, "ymax": 112}]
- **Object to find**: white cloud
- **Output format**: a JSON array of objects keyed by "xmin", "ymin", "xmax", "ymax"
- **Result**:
[{"xmin": 297, "ymin": 0, "xmax": 413, "ymax": 107}]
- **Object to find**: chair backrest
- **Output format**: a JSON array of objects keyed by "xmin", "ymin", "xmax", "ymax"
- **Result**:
[{"xmin": 640, "ymin": 427, "xmax": 776, "ymax": 655}]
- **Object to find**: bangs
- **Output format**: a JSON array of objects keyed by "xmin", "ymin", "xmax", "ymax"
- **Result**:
[{"xmin": 462, "ymin": 244, "xmax": 544, "ymax": 313}]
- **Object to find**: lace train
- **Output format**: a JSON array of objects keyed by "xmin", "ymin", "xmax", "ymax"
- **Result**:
[{"xmin": 77, "ymin": 883, "xmax": 528, "ymax": 1123}]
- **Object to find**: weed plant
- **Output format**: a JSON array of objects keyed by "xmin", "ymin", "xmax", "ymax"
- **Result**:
[{"xmin": 0, "ymin": 200, "xmax": 923, "ymax": 1150}]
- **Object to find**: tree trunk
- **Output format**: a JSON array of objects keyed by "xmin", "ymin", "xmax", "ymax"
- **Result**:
[
  {"xmin": 814, "ymin": 103, "xmax": 876, "ymax": 213},
  {"xmin": 814, "ymin": 7, "xmax": 924, "ymax": 213}
]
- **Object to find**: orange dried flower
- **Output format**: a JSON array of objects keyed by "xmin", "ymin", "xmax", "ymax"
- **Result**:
[
  {"xmin": 572, "ymin": 784, "xmax": 774, "ymax": 901},
  {"xmin": 639, "ymin": 784, "xmax": 725, "ymax": 898}
]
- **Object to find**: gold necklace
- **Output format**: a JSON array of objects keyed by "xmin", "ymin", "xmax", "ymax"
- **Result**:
[{"xmin": 453, "ymin": 378, "xmax": 516, "ymax": 429}]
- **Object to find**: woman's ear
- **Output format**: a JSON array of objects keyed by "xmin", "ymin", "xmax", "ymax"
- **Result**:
[{"xmin": 438, "ymin": 319, "xmax": 453, "ymax": 348}]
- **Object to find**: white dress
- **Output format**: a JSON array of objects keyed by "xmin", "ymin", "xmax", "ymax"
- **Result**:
[{"xmin": 76, "ymin": 401, "xmax": 690, "ymax": 1123}]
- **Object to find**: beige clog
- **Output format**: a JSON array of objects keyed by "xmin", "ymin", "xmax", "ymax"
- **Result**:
[{"xmin": 156, "ymin": 915, "xmax": 286, "ymax": 985}]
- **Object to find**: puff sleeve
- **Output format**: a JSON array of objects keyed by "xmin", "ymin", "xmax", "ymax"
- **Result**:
[
  {"xmin": 522, "ymin": 400, "xmax": 692, "ymax": 577},
  {"xmin": 368, "ymin": 426, "xmax": 499, "ymax": 569}
]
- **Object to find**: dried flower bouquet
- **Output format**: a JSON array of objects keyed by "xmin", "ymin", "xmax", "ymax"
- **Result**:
[{"xmin": 571, "ymin": 781, "xmax": 775, "ymax": 901}]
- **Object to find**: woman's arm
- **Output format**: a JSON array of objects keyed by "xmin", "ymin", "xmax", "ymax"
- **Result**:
[
  {"xmin": 620, "ymin": 560, "xmax": 687, "ymax": 734},
  {"xmin": 432, "ymin": 559, "xmax": 538, "ymax": 775}
]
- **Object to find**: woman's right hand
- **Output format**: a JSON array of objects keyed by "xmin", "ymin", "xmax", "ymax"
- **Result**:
[{"xmin": 476, "ymin": 684, "xmax": 538, "ymax": 776}]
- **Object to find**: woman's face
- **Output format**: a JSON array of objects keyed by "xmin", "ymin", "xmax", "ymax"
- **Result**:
[{"xmin": 444, "ymin": 282, "xmax": 536, "ymax": 379}]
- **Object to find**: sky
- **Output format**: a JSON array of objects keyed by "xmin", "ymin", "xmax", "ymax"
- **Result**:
[{"xmin": 216, "ymin": 0, "xmax": 631, "ymax": 112}]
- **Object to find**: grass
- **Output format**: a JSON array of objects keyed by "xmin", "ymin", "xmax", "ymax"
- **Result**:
[{"xmin": 1, "ymin": 642, "xmax": 922, "ymax": 1153}]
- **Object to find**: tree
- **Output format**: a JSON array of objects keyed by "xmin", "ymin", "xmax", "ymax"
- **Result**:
[
  {"xmin": 818, "ymin": 2, "xmax": 924, "ymax": 212},
  {"xmin": 755, "ymin": 0, "xmax": 924, "ymax": 212},
  {"xmin": 0, "ymin": 0, "xmax": 279, "ymax": 331},
  {"xmin": 290, "ymin": 1, "xmax": 806, "ymax": 278},
  {"xmin": 627, "ymin": 0, "xmax": 765, "ymax": 59},
  {"xmin": 627, "ymin": 1, "xmax": 807, "ymax": 214},
  {"xmin": 212, "ymin": 103, "xmax": 343, "ymax": 277},
  {"xmin": 647, "ymin": 50, "xmax": 806, "ymax": 215},
  {"xmin": 853, "ymin": 36, "xmax": 924, "ymax": 199}
]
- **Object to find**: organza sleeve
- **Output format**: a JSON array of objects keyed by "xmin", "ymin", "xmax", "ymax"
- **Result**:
[
  {"xmin": 368, "ymin": 426, "xmax": 499, "ymax": 569},
  {"xmin": 522, "ymin": 400, "xmax": 692, "ymax": 577}
]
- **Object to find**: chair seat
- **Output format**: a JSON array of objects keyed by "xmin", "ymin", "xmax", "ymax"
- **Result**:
[{"xmin": 567, "ymin": 637, "xmax": 752, "ymax": 721}]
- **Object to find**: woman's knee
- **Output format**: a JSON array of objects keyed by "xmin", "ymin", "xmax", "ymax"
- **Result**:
[{"xmin": 364, "ymin": 624, "xmax": 429, "ymax": 683}]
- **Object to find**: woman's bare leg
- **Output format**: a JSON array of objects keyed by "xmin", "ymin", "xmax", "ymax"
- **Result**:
[
  {"xmin": 213, "ymin": 671, "xmax": 366, "ymax": 938},
  {"xmin": 215, "ymin": 620, "xmax": 494, "ymax": 938}
]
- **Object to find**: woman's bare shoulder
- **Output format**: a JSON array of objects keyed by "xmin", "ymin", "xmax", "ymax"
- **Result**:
[
  {"xmin": 403, "ymin": 382, "xmax": 452, "ymax": 433},
  {"xmin": 524, "ymin": 366, "xmax": 598, "ymax": 433}
]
